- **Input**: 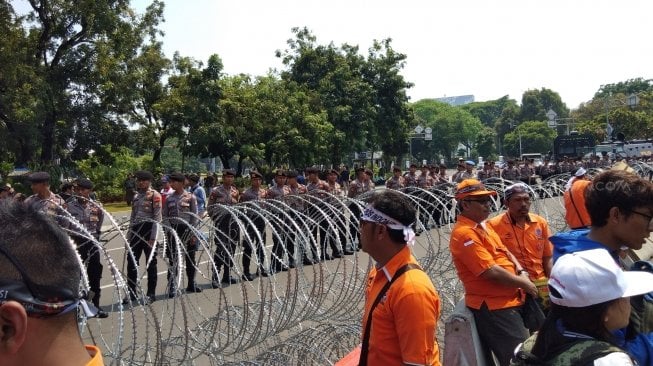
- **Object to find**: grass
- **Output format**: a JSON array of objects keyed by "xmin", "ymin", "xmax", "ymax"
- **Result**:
[{"xmin": 102, "ymin": 202, "xmax": 132, "ymax": 213}]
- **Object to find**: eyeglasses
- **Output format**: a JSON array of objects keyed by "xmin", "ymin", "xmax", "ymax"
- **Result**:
[{"xmin": 624, "ymin": 208, "xmax": 653, "ymax": 229}]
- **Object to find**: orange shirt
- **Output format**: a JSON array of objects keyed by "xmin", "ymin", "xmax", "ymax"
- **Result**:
[
  {"xmin": 362, "ymin": 246, "xmax": 441, "ymax": 366},
  {"xmin": 487, "ymin": 212, "xmax": 553, "ymax": 281},
  {"xmin": 564, "ymin": 179, "xmax": 592, "ymax": 229},
  {"xmin": 450, "ymin": 215, "xmax": 523, "ymax": 310},
  {"xmin": 85, "ymin": 345, "xmax": 105, "ymax": 366}
]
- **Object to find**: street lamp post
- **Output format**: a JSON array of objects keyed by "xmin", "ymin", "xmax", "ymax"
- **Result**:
[{"xmin": 408, "ymin": 125, "xmax": 432, "ymax": 166}]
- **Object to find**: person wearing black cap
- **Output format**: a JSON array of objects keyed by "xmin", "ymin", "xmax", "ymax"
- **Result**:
[
  {"xmin": 305, "ymin": 167, "xmax": 330, "ymax": 263},
  {"xmin": 124, "ymin": 170, "xmax": 162, "ymax": 305},
  {"xmin": 347, "ymin": 167, "xmax": 375, "ymax": 251},
  {"xmin": 59, "ymin": 181, "xmax": 75, "ymax": 201},
  {"xmin": 385, "ymin": 166, "xmax": 405, "ymax": 190},
  {"xmin": 239, "ymin": 170, "xmax": 269, "ymax": 280},
  {"xmin": 403, "ymin": 163, "xmax": 418, "ymax": 187},
  {"xmin": 266, "ymin": 169, "xmax": 291, "ymax": 272},
  {"xmin": 279, "ymin": 170, "xmax": 307, "ymax": 270},
  {"xmin": 207, "ymin": 169, "xmax": 240, "ymax": 287},
  {"xmin": 65, "ymin": 178, "xmax": 108, "ymax": 318},
  {"xmin": 324, "ymin": 168, "xmax": 352, "ymax": 257},
  {"xmin": 163, "ymin": 173, "xmax": 200, "ymax": 296},
  {"xmin": 24, "ymin": 171, "xmax": 66, "ymax": 219}
]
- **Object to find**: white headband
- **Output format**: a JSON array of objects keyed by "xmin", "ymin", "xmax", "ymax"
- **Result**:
[{"xmin": 361, "ymin": 205, "xmax": 416, "ymax": 246}]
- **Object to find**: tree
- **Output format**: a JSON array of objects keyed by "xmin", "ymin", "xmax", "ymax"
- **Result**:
[
  {"xmin": 503, "ymin": 121, "xmax": 556, "ymax": 157},
  {"xmin": 412, "ymin": 99, "xmax": 484, "ymax": 161},
  {"xmin": 5, "ymin": 0, "xmax": 165, "ymax": 165},
  {"xmin": 594, "ymin": 78, "xmax": 653, "ymax": 99},
  {"xmin": 462, "ymin": 95, "xmax": 517, "ymax": 128},
  {"xmin": 519, "ymin": 88, "xmax": 569, "ymax": 123}
]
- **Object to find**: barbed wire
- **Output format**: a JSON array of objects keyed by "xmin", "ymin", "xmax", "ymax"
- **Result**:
[{"xmin": 56, "ymin": 166, "xmax": 653, "ymax": 365}]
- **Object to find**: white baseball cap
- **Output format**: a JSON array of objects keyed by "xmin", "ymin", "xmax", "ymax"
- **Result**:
[{"xmin": 549, "ymin": 249, "xmax": 653, "ymax": 308}]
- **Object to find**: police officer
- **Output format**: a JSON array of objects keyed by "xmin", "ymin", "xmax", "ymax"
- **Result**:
[
  {"xmin": 282, "ymin": 170, "xmax": 307, "ymax": 268},
  {"xmin": 386, "ymin": 166, "xmax": 405, "ymax": 190},
  {"xmin": 325, "ymin": 168, "xmax": 352, "ymax": 257},
  {"xmin": 24, "ymin": 171, "xmax": 66, "ymax": 219},
  {"xmin": 66, "ymin": 178, "xmax": 108, "ymax": 318},
  {"xmin": 208, "ymin": 169, "xmax": 240, "ymax": 287},
  {"xmin": 239, "ymin": 170, "xmax": 269, "ymax": 280},
  {"xmin": 163, "ymin": 173, "xmax": 200, "ymax": 297},
  {"xmin": 124, "ymin": 170, "xmax": 162, "ymax": 305},
  {"xmin": 306, "ymin": 167, "xmax": 330, "ymax": 263},
  {"xmin": 267, "ymin": 169, "xmax": 291, "ymax": 273},
  {"xmin": 348, "ymin": 167, "xmax": 375, "ymax": 250}
]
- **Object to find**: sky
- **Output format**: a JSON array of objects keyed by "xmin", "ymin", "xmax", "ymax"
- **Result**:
[{"xmin": 133, "ymin": 1, "xmax": 650, "ymax": 109}]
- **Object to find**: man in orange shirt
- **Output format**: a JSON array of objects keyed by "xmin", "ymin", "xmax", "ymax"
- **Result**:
[
  {"xmin": 0, "ymin": 200, "xmax": 105, "ymax": 365},
  {"xmin": 449, "ymin": 179, "xmax": 537, "ymax": 366},
  {"xmin": 359, "ymin": 190, "xmax": 441, "ymax": 366},
  {"xmin": 563, "ymin": 167, "xmax": 592, "ymax": 229},
  {"xmin": 487, "ymin": 183, "xmax": 553, "ymax": 310}
]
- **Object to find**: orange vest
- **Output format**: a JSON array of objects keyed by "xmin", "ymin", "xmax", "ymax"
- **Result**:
[{"xmin": 564, "ymin": 179, "xmax": 592, "ymax": 229}]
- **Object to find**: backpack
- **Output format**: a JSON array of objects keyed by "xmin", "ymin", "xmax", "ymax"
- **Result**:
[{"xmin": 511, "ymin": 332, "xmax": 625, "ymax": 366}]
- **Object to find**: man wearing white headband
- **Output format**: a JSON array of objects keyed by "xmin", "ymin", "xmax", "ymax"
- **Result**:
[{"xmin": 357, "ymin": 190, "xmax": 441, "ymax": 366}]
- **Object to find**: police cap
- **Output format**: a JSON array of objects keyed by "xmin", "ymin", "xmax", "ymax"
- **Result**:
[
  {"xmin": 168, "ymin": 172, "xmax": 186, "ymax": 182},
  {"xmin": 250, "ymin": 170, "xmax": 263, "ymax": 179},
  {"xmin": 188, "ymin": 174, "xmax": 200, "ymax": 183},
  {"xmin": 29, "ymin": 171, "xmax": 50, "ymax": 183},
  {"xmin": 76, "ymin": 178, "xmax": 94, "ymax": 190},
  {"xmin": 222, "ymin": 169, "xmax": 236, "ymax": 177},
  {"xmin": 135, "ymin": 170, "xmax": 154, "ymax": 181},
  {"xmin": 364, "ymin": 168, "xmax": 373, "ymax": 176},
  {"xmin": 274, "ymin": 169, "xmax": 286, "ymax": 177},
  {"xmin": 286, "ymin": 170, "xmax": 298, "ymax": 179},
  {"xmin": 328, "ymin": 168, "xmax": 339, "ymax": 175},
  {"xmin": 305, "ymin": 167, "xmax": 319, "ymax": 175}
]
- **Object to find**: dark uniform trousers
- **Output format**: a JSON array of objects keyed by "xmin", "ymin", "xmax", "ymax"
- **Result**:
[
  {"xmin": 73, "ymin": 236, "xmax": 103, "ymax": 307},
  {"xmin": 347, "ymin": 202, "xmax": 362, "ymax": 250},
  {"xmin": 127, "ymin": 222, "xmax": 158, "ymax": 297},
  {"xmin": 212, "ymin": 214, "xmax": 239, "ymax": 281},
  {"xmin": 165, "ymin": 224, "xmax": 198, "ymax": 291},
  {"xmin": 271, "ymin": 210, "xmax": 299, "ymax": 271},
  {"xmin": 317, "ymin": 203, "xmax": 341, "ymax": 259},
  {"xmin": 242, "ymin": 214, "xmax": 266, "ymax": 275}
]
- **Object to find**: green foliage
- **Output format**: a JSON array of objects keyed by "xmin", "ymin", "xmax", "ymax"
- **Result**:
[
  {"xmin": 519, "ymin": 88, "xmax": 569, "ymax": 122},
  {"xmin": 75, "ymin": 147, "xmax": 151, "ymax": 202},
  {"xmin": 594, "ymin": 78, "xmax": 653, "ymax": 100},
  {"xmin": 504, "ymin": 121, "xmax": 557, "ymax": 157},
  {"xmin": 412, "ymin": 99, "xmax": 484, "ymax": 161},
  {"xmin": 462, "ymin": 96, "xmax": 517, "ymax": 128}
]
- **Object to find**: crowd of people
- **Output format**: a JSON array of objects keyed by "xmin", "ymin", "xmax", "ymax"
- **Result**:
[{"xmin": 4, "ymin": 153, "xmax": 653, "ymax": 365}]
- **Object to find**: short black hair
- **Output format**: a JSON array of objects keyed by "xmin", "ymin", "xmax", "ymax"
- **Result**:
[
  {"xmin": 367, "ymin": 190, "xmax": 416, "ymax": 244},
  {"xmin": 0, "ymin": 200, "xmax": 81, "ymax": 299},
  {"xmin": 586, "ymin": 170, "xmax": 653, "ymax": 227}
]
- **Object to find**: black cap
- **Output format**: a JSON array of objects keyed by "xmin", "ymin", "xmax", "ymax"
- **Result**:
[
  {"xmin": 250, "ymin": 170, "xmax": 263, "ymax": 179},
  {"xmin": 328, "ymin": 168, "xmax": 339, "ymax": 175},
  {"xmin": 274, "ymin": 169, "xmax": 286, "ymax": 177},
  {"xmin": 222, "ymin": 169, "xmax": 235, "ymax": 177},
  {"xmin": 286, "ymin": 170, "xmax": 298, "ymax": 178},
  {"xmin": 76, "ymin": 178, "xmax": 94, "ymax": 189},
  {"xmin": 393, "ymin": 166, "xmax": 402, "ymax": 171},
  {"xmin": 29, "ymin": 171, "xmax": 50, "ymax": 183},
  {"xmin": 355, "ymin": 167, "xmax": 365, "ymax": 173},
  {"xmin": 135, "ymin": 170, "xmax": 154, "ymax": 181},
  {"xmin": 305, "ymin": 167, "xmax": 319, "ymax": 174},
  {"xmin": 168, "ymin": 172, "xmax": 186, "ymax": 182},
  {"xmin": 188, "ymin": 174, "xmax": 200, "ymax": 183}
]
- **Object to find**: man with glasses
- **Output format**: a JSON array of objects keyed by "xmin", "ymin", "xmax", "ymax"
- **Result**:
[
  {"xmin": 549, "ymin": 169, "xmax": 653, "ymax": 365},
  {"xmin": 357, "ymin": 190, "xmax": 441, "ymax": 366},
  {"xmin": 449, "ymin": 179, "xmax": 538, "ymax": 366},
  {"xmin": 0, "ymin": 200, "xmax": 104, "ymax": 365},
  {"xmin": 487, "ymin": 183, "xmax": 553, "ymax": 312}
]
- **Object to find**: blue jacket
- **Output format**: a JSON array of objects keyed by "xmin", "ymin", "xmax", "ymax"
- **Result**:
[{"xmin": 549, "ymin": 229, "xmax": 653, "ymax": 365}]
